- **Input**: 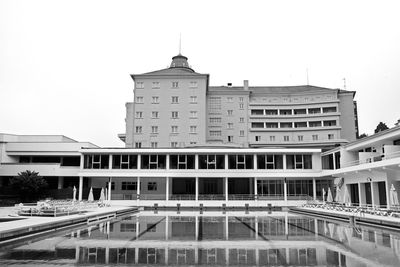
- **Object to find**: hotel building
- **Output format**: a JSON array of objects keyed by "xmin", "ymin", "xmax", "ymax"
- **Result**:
[
  {"xmin": 0, "ymin": 53, "xmax": 398, "ymax": 209},
  {"xmin": 122, "ymin": 54, "xmax": 358, "ymax": 149}
]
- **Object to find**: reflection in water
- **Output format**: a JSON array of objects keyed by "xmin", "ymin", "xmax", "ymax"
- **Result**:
[{"xmin": 0, "ymin": 211, "xmax": 400, "ymax": 266}]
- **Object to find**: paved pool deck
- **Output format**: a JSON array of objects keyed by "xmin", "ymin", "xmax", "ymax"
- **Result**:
[
  {"xmin": 0, "ymin": 205, "xmax": 138, "ymax": 245},
  {"xmin": 291, "ymin": 206, "xmax": 400, "ymax": 230}
]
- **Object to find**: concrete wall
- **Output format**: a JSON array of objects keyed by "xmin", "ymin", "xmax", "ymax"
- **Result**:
[{"xmin": 338, "ymin": 92, "xmax": 357, "ymax": 142}]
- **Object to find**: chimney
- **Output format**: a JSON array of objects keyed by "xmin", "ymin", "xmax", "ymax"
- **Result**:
[{"xmin": 243, "ymin": 80, "xmax": 249, "ymax": 91}]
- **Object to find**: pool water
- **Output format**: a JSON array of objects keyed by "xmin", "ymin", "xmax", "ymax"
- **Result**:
[{"xmin": 0, "ymin": 210, "xmax": 399, "ymax": 266}]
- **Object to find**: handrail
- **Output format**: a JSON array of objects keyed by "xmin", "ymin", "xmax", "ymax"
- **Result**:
[{"xmin": 340, "ymin": 150, "xmax": 400, "ymax": 169}]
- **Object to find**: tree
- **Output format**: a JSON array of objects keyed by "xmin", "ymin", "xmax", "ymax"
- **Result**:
[
  {"xmin": 374, "ymin": 122, "xmax": 389, "ymax": 134},
  {"xmin": 9, "ymin": 170, "xmax": 48, "ymax": 202},
  {"xmin": 358, "ymin": 133, "xmax": 368, "ymax": 139}
]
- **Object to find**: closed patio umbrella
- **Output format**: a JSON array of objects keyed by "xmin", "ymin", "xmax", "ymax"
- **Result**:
[
  {"xmin": 88, "ymin": 187, "xmax": 94, "ymax": 202},
  {"xmin": 335, "ymin": 186, "xmax": 341, "ymax": 202},
  {"xmin": 343, "ymin": 186, "xmax": 351, "ymax": 206},
  {"xmin": 99, "ymin": 188, "xmax": 105, "ymax": 202},
  {"xmin": 73, "ymin": 186, "xmax": 77, "ymax": 202},
  {"xmin": 390, "ymin": 184, "xmax": 399, "ymax": 207},
  {"xmin": 327, "ymin": 187, "xmax": 333, "ymax": 202},
  {"xmin": 105, "ymin": 188, "xmax": 108, "ymax": 201}
]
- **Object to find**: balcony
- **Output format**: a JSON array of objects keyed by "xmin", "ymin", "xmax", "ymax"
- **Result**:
[{"xmin": 0, "ymin": 163, "xmax": 80, "ymax": 176}]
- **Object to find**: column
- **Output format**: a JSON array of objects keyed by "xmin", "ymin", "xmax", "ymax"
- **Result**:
[
  {"xmin": 195, "ymin": 177, "xmax": 199, "ymax": 202},
  {"xmin": 105, "ymin": 246, "xmax": 109, "ymax": 264},
  {"xmin": 80, "ymin": 155, "xmax": 84, "ymax": 170},
  {"xmin": 195, "ymin": 154, "xmax": 199, "ymax": 169},
  {"xmin": 370, "ymin": 180, "xmax": 375, "ymax": 208},
  {"xmin": 285, "ymin": 212, "xmax": 289, "ymax": 236},
  {"xmin": 255, "ymin": 216, "xmax": 259, "ymax": 240},
  {"xmin": 58, "ymin": 176, "xmax": 64, "ymax": 189},
  {"xmin": 284, "ymin": 178, "xmax": 288, "ymax": 204},
  {"xmin": 109, "ymin": 154, "xmax": 112, "ymax": 169},
  {"xmin": 78, "ymin": 176, "xmax": 83, "ymax": 201},
  {"xmin": 254, "ymin": 177, "xmax": 258, "ymax": 204},
  {"xmin": 312, "ymin": 178, "xmax": 317, "ymax": 201},
  {"xmin": 314, "ymin": 218, "xmax": 318, "ymax": 239},
  {"xmin": 224, "ymin": 154, "xmax": 228, "ymax": 170},
  {"xmin": 166, "ymin": 154, "xmax": 170, "ymax": 170},
  {"xmin": 225, "ymin": 215, "xmax": 229, "ymax": 240},
  {"xmin": 386, "ymin": 181, "xmax": 391, "ymax": 209},
  {"xmin": 108, "ymin": 177, "xmax": 112, "ymax": 201},
  {"xmin": 225, "ymin": 177, "xmax": 229, "ymax": 202},
  {"xmin": 358, "ymin": 182, "xmax": 363, "ymax": 207},
  {"xmin": 137, "ymin": 177, "xmax": 141, "ymax": 206},
  {"xmin": 137, "ymin": 154, "xmax": 141, "ymax": 170},
  {"xmin": 166, "ymin": 177, "xmax": 169, "ymax": 202},
  {"xmin": 165, "ymin": 215, "xmax": 169, "ymax": 240},
  {"xmin": 282, "ymin": 155, "xmax": 287, "ymax": 170},
  {"xmin": 195, "ymin": 215, "xmax": 199, "ymax": 240}
]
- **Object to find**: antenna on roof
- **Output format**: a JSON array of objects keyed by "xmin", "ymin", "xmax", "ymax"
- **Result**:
[
  {"xmin": 343, "ymin": 78, "xmax": 346, "ymax": 90},
  {"xmin": 179, "ymin": 33, "xmax": 182, "ymax": 54},
  {"xmin": 306, "ymin": 68, "xmax": 309, "ymax": 85}
]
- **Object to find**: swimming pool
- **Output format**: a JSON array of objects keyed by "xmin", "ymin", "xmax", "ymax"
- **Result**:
[{"xmin": 0, "ymin": 210, "xmax": 399, "ymax": 266}]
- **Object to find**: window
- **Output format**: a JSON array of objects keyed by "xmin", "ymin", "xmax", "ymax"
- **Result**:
[
  {"xmin": 151, "ymin": 111, "xmax": 159, "ymax": 118},
  {"xmin": 280, "ymin": 109, "xmax": 292, "ymax": 115},
  {"xmin": 284, "ymin": 136, "xmax": 289, "ymax": 142},
  {"xmin": 136, "ymin": 96, "xmax": 144, "ymax": 103},
  {"xmin": 171, "ymin": 96, "xmax": 179, "ymax": 103},
  {"xmin": 171, "ymin": 111, "xmax": 179, "ymax": 119},
  {"xmin": 257, "ymin": 180, "xmax": 284, "ymax": 196},
  {"xmin": 135, "ymin": 142, "xmax": 141, "ymax": 148},
  {"xmin": 136, "ymin": 82, "xmax": 144, "ymax": 89},
  {"xmin": 141, "ymin": 155, "xmax": 166, "ymax": 169},
  {"xmin": 151, "ymin": 142, "xmax": 158, "ymax": 148},
  {"xmin": 286, "ymin": 154, "xmax": 312, "ymax": 169},
  {"xmin": 240, "ymin": 130, "xmax": 245, "ymax": 137},
  {"xmin": 190, "ymin": 111, "xmax": 198, "ymax": 118},
  {"xmin": 257, "ymin": 155, "xmax": 283, "ymax": 169},
  {"xmin": 308, "ymin": 108, "xmax": 321, "ymax": 114},
  {"xmin": 251, "ymin": 109, "xmax": 264, "ymax": 115},
  {"xmin": 190, "ymin": 96, "xmax": 197, "ymax": 103},
  {"xmin": 266, "ymin": 123, "xmax": 278, "ymax": 128},
  {"xmin": 227, "ymin": 123, "xmax": 233, "ymax": 129},
  {"xmin": 328, "ymin": 134, "xmax": 334, "ymax": 140},
  {"xmin": 170, "ymin": 154, "xmax": 195, "ymax": 169},
  {"xmin": 210, "ymin": 117, "xmax": 221, "ymax": 123},
  {"xmin": 135, "ymin": 111, "xmax": 143, "ymax": 118},
  {"xmin": 298, "ymin": 135, "xmax": 303, "ymax": 141},
  {"xmin": 209, "ymin": 130, "xmax": 221, "ymax": 137},
  {"xmin": 294, "ymin": 122, "xmax": 307, "ymax": 128},
  {"xmin": 199, "ymin": 154, "xmax": 225, "ymax": 169},
  {"xmin": 172, "ymin": 81, "xmax": 179, "ymax": 88},
  {"xmin": 190, "ymin": 126, "xmax": 197, "ymax": 133},
  {"xmin": 239, "ymin": 103, "xmax": 244, "ymax": 109},
  {"xmin": 227, "ymin": 97, "xmax": 233, "ymax": 103},
  {"xmin": 239, "ymin": 97, "xmax": 244, "ymax": 102},
  {"xmin": 323, "ymin": 107, "xmax": 337, "ymax": 113},
  {"xmin": 280, "ymin": 122, "xmax": 292, "ymax": 128},
  {"xmin": 190, "ymin": 81, "xmax": 198, "ymax": 88},
  {"xmin": 240, "ymin": 117, "xmax": 245, "ymax": 123},
  {"xmin": 84, "ymin": 154, "xmax": 109, "ymax": 169},
  {"xmin": 228, "ymin": 154, "xmax": 254, "ymax": 169},
  {"xmin": 312, "ymin": 134, "xmax": 318, "ymax": 141},
  {"xmin": 152, "ymin": 82, "xmax": 160, "ymax": 89},
  {"xmin": 122, "ymin": 181, "xmax": 137, "ymax": 190},
  {"xmin": 270, "ymin": 136, "xmax": 275, "ymax": 142},
  {"xmin": 323, "ymin": 120, "xmax": 337, "ymax": 127},
  {"xmin": 265, "ymin": 109, "xmax": 278, "ymax": 115},
  {"xmin": 171, "ymin": 126, "xmax": 178, "ymax": 133},
  {"xmin": 251, "ymin": 122, "xmax": 264, "ymax": 128},
  {"xmin": 135, "ymin": 126, "xmax": 142, "ymax": 133},
  {"xmin": 228, "ymin": 136, "xmax": 233, "ymax": 142},
  {"xmin": 209, "ymin": 97, "xmax": 221, "ymax": 112},
  {"xmin": 255, "ymin": 135, "xmax": 261, "ymax": 141},
  {"xmin": 294, "ymin": 109, "xmax": 307, "ymax": 115},
  {"xmin": 152, "ymin": 96, "xmax": 159, "ymax": 104},
  {"xmin": 148, "ymin": 182, "xmax": 157, "ymax": 191},
  {"xmin": 151, "ymin": 126, "xmax": 158, "ymax": 134},
  {"xmin": 171, "ymin": 142, "xmax": 178, "ymax": 148},
  {"xmin": 309, "ymin": 121, "xmax": 322, "ymax": 127},
  {"xmin": 227, "ymin": 110, "xmax": 233, "ymax": 116}
]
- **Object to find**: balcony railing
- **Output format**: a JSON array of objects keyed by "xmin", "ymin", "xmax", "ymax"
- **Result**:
[
  {"xmin": 228, "ymin": 194, "xmax": 255, "ymax": 200},
  {"xmin": 198, "ymin": 194, "xmax": 225, "ymax": 200},
  {"xmin": 170, "ymin": 194, "xmax": 196, "ymax": 200},
  {"xmin": 340, "ymin": 150, "xmax": 400, "ymax": 168}
]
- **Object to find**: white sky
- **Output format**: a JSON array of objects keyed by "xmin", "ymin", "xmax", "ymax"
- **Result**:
[{"xmin": 1, "ymin": 0, "xmax": 399, "ymax": 147}]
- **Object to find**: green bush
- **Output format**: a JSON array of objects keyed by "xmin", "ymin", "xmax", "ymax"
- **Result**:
[{"xmin": 9, "ymin": 170, "xmax": 48, "ymax": 202}]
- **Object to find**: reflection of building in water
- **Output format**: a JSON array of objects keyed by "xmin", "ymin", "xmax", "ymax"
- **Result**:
[{"xmin": 2, "ymin": 212, "xmax": 399, "ymax": 266}]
